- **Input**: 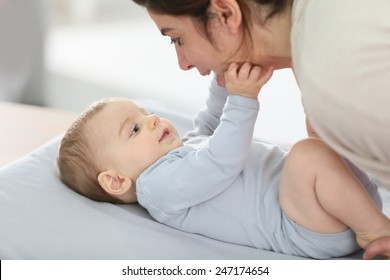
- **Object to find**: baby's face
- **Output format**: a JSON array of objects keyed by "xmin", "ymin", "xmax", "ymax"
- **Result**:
[{"xmin": 91, "ymin": 98, "xmax": 183, "ymax": 181}]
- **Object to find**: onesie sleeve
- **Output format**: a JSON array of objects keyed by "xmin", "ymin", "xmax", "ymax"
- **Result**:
[
  {"xmin": 182, "ymin": 76, "xmax": 228, "ymax": 141},
  {"xmin": 137, "ymin": 94, "xmax": 259, "ymax": 214}
]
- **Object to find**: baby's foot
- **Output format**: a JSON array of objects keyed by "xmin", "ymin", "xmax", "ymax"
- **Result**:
[
  {"xmin": 356, "ymin": 223, "xmax": 390, "ymax": 249},
  {"xmin": 363, "ymin": 236, "xmax": 390, "ymax": 259}
]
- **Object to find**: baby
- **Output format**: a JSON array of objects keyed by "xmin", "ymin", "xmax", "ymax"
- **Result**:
[{"xmin": 57, "ymin": 63, "xmax": 390, "ymax": 259}]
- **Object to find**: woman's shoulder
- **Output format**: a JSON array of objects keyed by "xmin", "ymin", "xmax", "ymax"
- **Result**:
[{"xmin": 291, "ymin": 0, "xmax": 390, "ymax": 85}]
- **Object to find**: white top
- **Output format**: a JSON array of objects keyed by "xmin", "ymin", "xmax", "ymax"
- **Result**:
[{"xmin": 291, "ymin": 0, "xmax": 390, "ymax": 189}]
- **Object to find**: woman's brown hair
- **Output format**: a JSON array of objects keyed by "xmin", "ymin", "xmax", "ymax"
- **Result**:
[
  {"xmin": 132, "ymin": 0, "xmax": 290, "ymax": 22},
  {"xmin": 132, "ymin": 0, "xmax": 291, "ymax": 50}
]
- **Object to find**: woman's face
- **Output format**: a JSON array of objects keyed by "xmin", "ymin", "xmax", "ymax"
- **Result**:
[{"xmin": 148, "ymin": 10, "xmax": 247, "ymax": 87}]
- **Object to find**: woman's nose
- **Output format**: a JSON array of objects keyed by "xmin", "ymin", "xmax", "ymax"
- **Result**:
[
  {"xmin": 175, "ymin": 46, "xmax": 194, "ymax": 71},
  {"xmin": 147, "ymin": 114, "xmax": 160, "ymax": 129}
]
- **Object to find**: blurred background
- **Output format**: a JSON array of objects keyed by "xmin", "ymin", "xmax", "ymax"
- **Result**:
[{"xmin": 0, "ymin": 0, "xmax": 306, "ymax": 143}]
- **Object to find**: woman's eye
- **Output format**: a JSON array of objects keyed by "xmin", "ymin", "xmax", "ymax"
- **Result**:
[
  {"xmin": 170, "ymin": 37, "xmax": 182, "ymax": 46},
  {"xmin": 130, "ymin": 125, "xmax": 139, "ymax": 136}
]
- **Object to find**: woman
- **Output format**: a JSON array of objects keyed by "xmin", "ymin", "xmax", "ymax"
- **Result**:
[{"xmin": 131, "ymin": 0, "xmax": 390, "ymax": 259}]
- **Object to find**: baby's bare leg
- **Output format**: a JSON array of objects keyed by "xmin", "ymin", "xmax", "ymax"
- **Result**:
[{"xmin": 279, "ymin": 138, "xmax": 390, "ymax": 249}]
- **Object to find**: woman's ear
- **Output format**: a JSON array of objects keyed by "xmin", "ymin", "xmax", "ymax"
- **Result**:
[
  {"xmin": 97, "ymin": 170, "xmax": 133, "ymax": 196},
  {"xmin": 209, "ymin": 0, "xmax": 242, "ymax": 33}
]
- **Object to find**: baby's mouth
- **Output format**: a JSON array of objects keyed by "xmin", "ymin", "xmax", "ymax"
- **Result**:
[{"xmin": 159, "ymin": 128, "xmax": 170, "ymax": 142}]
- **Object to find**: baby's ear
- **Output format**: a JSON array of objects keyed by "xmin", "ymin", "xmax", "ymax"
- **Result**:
[{"xmin": 97, "ymin": 170, "xmax": 133, "ymax": 196}]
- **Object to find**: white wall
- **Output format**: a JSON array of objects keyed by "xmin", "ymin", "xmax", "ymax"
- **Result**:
[{"xmin": 0, "ymin": 0, "xmax": 45, "ymax": 105}]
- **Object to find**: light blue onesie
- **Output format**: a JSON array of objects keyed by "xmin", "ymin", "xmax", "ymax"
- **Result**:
[{"xmin": 136, "ymin": 78, "xmax": 382, "ymax": 259}]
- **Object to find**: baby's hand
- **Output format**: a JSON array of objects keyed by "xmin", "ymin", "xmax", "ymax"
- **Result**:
[{"xmin": 224, "ymin": 62, "xmax": 273, "ymax": 99}]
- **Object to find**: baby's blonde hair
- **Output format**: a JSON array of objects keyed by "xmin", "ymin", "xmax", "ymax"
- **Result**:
[{"xmin": 57, "ymin": 99, "xmax": 122, "ymax": 203}]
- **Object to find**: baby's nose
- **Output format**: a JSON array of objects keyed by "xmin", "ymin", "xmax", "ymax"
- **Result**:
[{"xmin": 148, "ymin": 114, "xmax": 160, "ymax": 129}]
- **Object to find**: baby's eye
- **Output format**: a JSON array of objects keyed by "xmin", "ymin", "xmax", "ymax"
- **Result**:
[
  {"xmin": 170, "ymin": 37, "xmax": 183, "ymax": 46},
  {"xmin": 130, "ymin": 124, "xmax": 139, "ymax": 136}
]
